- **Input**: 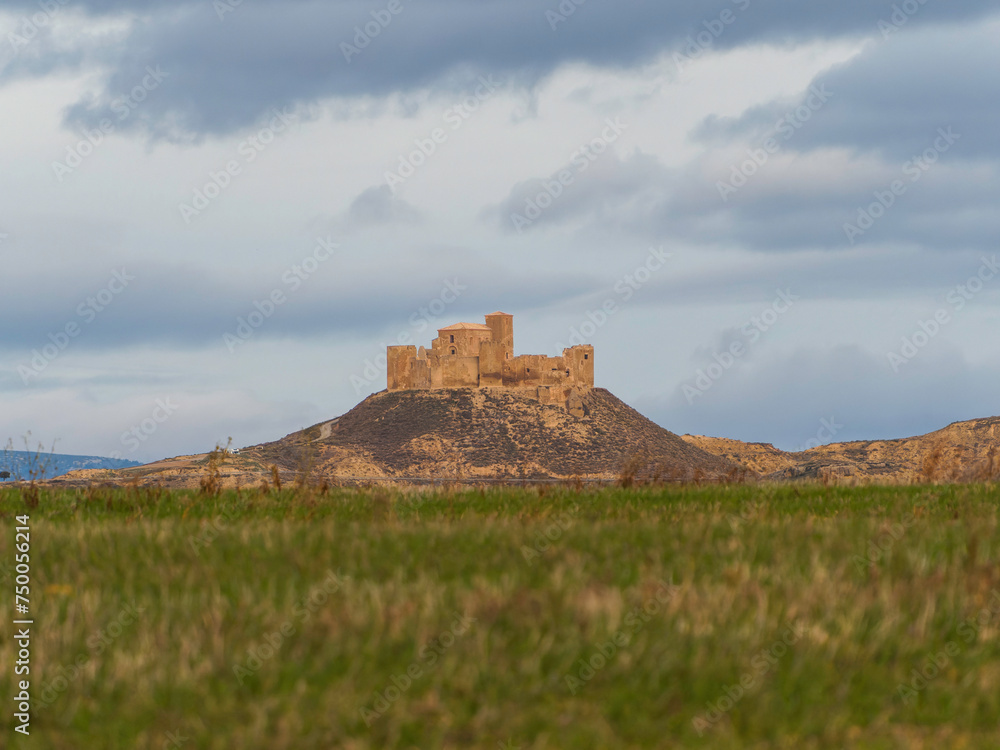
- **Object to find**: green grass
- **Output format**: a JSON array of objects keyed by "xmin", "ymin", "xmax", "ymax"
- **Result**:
[{"xmin": 2, "ymin": 482, "xmax": 1000, "ymax": 749}]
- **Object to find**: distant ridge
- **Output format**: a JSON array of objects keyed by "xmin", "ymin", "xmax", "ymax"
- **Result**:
[
  {"xmin": 683, "ymin": 415, "xmax": 1000, "ymax": 482},
  {"xmin": 1, "ymin": 450, "xmax": 141, "ymax": 481}
]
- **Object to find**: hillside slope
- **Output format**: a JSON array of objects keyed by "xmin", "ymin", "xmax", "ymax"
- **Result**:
[
  {"xmin": 684, "ymin": 415, "xmax": 1000, "ymax": 482},
  {"xmin": 50, "ymin": 388, "xmax": 749, "ymax": 487},
  {"xmin": 259, "ymin": 387, "xmax": 746, "ymax": 481}
]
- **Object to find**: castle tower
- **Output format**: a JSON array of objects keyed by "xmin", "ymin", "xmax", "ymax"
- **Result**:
[
  {"xmin": 485, "ymin": 311, "xmax": 513, "ymax": 360},
  {"xmin": 564, "ymin": 345, "xmax": 595, "ymax": 387},
  {"xmin": 386, "ymin": 345, "xmax": 416, "ymax": 390}
]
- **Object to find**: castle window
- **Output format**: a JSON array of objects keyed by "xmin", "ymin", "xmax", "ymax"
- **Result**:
[
  {"xmin": 450, "ymin": 347, "xmax": 456, "ymax": 355},
  {"xmin": 566, "ymin": 369, "xmax": 570, "ymax": 376},
  {"xmin": 450, "ymin": 335, "xmax": 455, "ymax": 343},
  {"xmin": 526, "ymin": 368, "xmax": 530, "ymax": 373},
  {"xmin": 584, "ymin": 354, "xmax": 589, "ymax": 360}
]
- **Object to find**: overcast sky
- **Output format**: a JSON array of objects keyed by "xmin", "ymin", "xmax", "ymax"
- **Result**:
[{"xmin": 2, "ymin": 0, "xmax": 998, "ymax": 462}]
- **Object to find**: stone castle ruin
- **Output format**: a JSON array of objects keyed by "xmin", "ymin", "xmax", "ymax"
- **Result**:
[{"xmin": 387, "ymin": 312, "xmax": 594, "ymax": 415}]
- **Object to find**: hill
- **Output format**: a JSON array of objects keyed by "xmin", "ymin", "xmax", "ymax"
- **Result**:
[
  {"xmin": 683, "ymin": 415, "xmax": 1000, "ymax": 482},
  {"xmin": 50, "ymin": 388, "xmax": 749, "ymax": 487}
]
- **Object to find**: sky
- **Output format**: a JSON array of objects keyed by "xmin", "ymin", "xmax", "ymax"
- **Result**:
[{"xmin": 1, "ymin": 0, "xmax": 998, "ymax": 463}]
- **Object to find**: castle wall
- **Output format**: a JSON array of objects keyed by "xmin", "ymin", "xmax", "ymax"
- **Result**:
[
  {"xmin": 512, "ymin": 354, "xmax": 572, "ymax": 387},
  {"xmin": 385, "ymin": 316, "xmax": 595, "ymax": 409},
  {"xmin": 429, "ymin": 359, "xmax": 443, "ymax": 388},
  {"xmin": 411, "ymin": 358, "xmax": 431, "ymax": 389},
  {"xmin": 387, "ymin": 345, "xmax": 416, "ymax": 391},
  {"xmin": 440, "ymin": 355, "xmax": 480, "ymax": 388},
  {"xmin": 432, "ymin": 328, "xmax": 491, "ymax": 357},
  {"xmin": 479, "ymin": 340, "xmax": 505, "ymax": 387}
]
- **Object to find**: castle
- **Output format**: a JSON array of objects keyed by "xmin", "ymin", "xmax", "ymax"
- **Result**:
[{"xmin": 387, "ymin": 312, "xmax": 594, "ymax": 415}]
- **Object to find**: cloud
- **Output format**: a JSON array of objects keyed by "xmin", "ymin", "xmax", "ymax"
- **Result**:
[
  {"xmin": 487, "ymin": 149, "xmax": 668, "ymax": 235},
  {"xmin": 699, "ymin": 20, "xmax": 1000, "ymax": 162},
  {"xmin": 483, "ymin": 21, "xmax": 1000, "ymax": 254},
  {"xmin": 339, "ymin": 185, "xmax": 423, "ymax": 232},
  {"xmin": 5, "ymin": 1, "xmax": 998, "ymax": 138}
]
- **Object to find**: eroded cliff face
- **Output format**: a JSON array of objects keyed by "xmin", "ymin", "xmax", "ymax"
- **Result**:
[{"xmin": 683, "ymin": 416, "xmax": 1000, "ymax": 483}]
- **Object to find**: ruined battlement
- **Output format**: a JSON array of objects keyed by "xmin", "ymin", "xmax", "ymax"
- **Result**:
[{"xmin": 387, "ymin": 312, "xmax": 593, "ymax": 413}]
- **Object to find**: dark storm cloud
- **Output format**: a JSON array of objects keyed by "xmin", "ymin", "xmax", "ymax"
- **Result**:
[
  {"xmin": 490, "ymin": 19, "xmax": 1000, "ymax": 254},
  {"xmin": 654, "ymin": 163, "xmax": 1000, "ymax": 253},
  {"xmin": 490, "ymin": 135, "xmax": 1000, "ymax": 253},
  {"xmin": 3, "ymin": 0, "xmax": 997, "ymax": 138},
  {"xmin": 695, "ymin": 22, "xmax": 1000, "ymax": 162}
]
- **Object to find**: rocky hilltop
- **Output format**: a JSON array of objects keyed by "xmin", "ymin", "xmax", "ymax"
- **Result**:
[
  {"xmin": 683, "ymin": 415, "xmax": 1000, "ymax": 483},
  {"xmin": 52, "ymin": 388, "xmax": 746, "ymax": 488}
]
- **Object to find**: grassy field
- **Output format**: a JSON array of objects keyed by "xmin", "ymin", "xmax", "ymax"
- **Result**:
[{"xmin": 2, "ymin": 481, "xmax": 1000, "ymax": 749}]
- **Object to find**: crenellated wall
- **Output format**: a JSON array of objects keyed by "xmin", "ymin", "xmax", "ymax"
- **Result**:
[{"xmin": 386, "ymin": 312, "xmax": 594, "ymax": 411}]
